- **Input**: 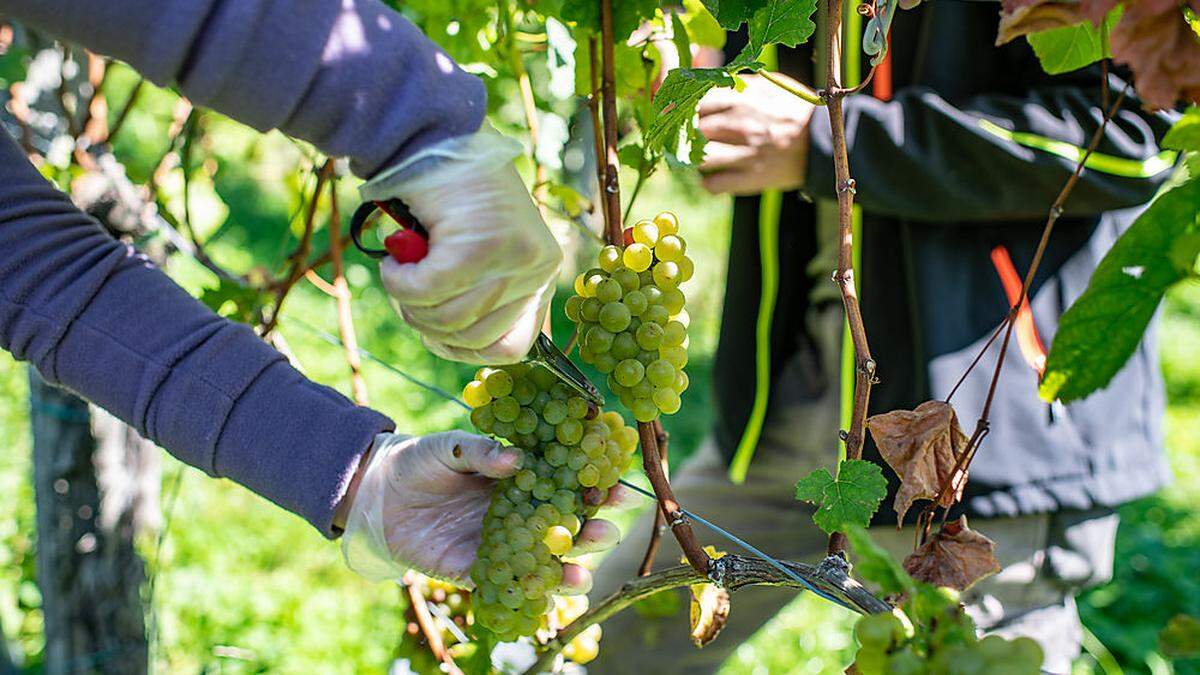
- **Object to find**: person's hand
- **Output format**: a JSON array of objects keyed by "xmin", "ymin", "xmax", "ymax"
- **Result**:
[
  {"xmin": 339, "ymin": 431, "xmax": 625, "ymax": 592},
  {"xmin": 360, "ymin": 125, "xmax": 562, "ymax": 365},
  {"xmin": 697, "ymin": 73, "xmax": 816, "ymax": 195}
]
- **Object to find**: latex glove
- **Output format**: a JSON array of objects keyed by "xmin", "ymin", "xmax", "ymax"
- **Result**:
[
  {"xmin": 341, "ymin": 431, "xmax": 627, "ymax": 591},
  {"xmin": 697, "ymin": 73, "xmax": 815, "ymax": 195},
  {"xmin": 360, "ymin": 125, "xmax": 562, "ymax": 365}
]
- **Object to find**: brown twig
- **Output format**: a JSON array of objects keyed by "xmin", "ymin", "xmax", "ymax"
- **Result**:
[
  {"xmin": 638, "ymin": 420, "xmax": 670, "ymax": 576},
  {"xmin": 327, "ymin": 179, "xmax": 370, "ymax": 405},
  {"xmin": 525, "ymin": 553, "xmax": 891, "ymax": 674},
  {"xmin": 588, "ymin": 36, "xmax": 609, "ymax": 229},
  {"xmin": 260, "ymin": 159, "xmax": 335, "ymax": 336},
  {"xmin": 597, "ymin": 0, "xmax": 708, "ymax": 575},
  {"xmin": 403, "ymin": 573, "xmax": 464, "ymax": 675},
  {"xmin": 922, "ymin": 86, "xmax": 1131, "ymax": 528},
  {"xmin": 822, "ymin": 0, "xmax": 876, "ymax": 558}
]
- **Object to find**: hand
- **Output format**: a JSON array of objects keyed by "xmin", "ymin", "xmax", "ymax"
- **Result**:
[
  {"xmin": 697, "ymin": 73, "xmax": 815, "ymax": 195},
  {"xmin": 361, "ymin": 125, "xmax": 562, "ymax": 365},
  {"xmin": 340, "ymin": 431, "xmax": 625, "ymax": 592}
]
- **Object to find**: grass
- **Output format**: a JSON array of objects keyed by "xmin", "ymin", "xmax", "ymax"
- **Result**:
[{"xmin": 1, "ymin": 68, "xmax": 1197, "ymax": 673}]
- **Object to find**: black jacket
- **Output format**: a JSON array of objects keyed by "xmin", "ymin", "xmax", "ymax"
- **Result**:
[{"xmin": 713, "ymin": 1, "xmax": 1176, "ymax": 522}]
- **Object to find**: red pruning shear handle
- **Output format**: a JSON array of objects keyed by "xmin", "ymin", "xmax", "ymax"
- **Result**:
[
  {"xmin": 350, "ymin": 198, "xmax": 429, "ymax": 263},
  {"xmin": 348, "ymin": 198, "xmax": 604, "ymax": 406}
]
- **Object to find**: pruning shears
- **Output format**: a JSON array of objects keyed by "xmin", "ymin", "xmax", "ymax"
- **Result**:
[{"xmin": 349, "ymin": 198, "xmax": 605, "ymax": 407}]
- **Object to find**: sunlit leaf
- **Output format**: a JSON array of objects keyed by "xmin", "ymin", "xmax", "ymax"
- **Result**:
[
  {"xmin": 728, "ymin": 0, "xmax": 819, "ymax": 69},
  {"xmin": 795, "ymin": 459, "xmax": 888, "ymax": 534},
  {"xmin": 645, "ymin": 68, "xmax": 734, "ymax": 152}
]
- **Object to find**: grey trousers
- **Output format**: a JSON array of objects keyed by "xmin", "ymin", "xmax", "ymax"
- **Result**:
[{"xmin": 588, "ymin": 310, "xmax": 1118, "ymax": 674}]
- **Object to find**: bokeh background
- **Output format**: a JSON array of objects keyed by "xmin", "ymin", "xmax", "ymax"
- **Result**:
[{"xmin": 1, "ymin": 61, "xmax": 1197, "ymax": 675}]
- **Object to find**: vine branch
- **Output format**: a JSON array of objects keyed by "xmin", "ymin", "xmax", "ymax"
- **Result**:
[
  {"xmin": 637, "ymin": 419, "xmax": 670, "ymax": 576},
  {"xmin": 327, "ymin": 177, "xmax": 370, "ymax": 406},
  {"xmin": 822, "ymin": 0, "xmax": 876, "ymax": 557},
  {"xmin": 525, "ymin": 553, "xmax": 891, "ymax": 673}
]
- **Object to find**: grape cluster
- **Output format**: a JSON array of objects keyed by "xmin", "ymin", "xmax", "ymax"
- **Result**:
[
  {"xmin": 565, "ymin": 211, "xmax": 693, "ymax": 422},
  {"xmin": 463, "ymin": 364, "xmax": 638, "ymax": 640},
  {"xmin": 852, "ymin": 608, "xmax": 1043, "ymax": 674}
]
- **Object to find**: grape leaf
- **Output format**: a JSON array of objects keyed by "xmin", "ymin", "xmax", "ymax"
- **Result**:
[
  {"xmin": 683, "ymin": 0, "xmax": 727, "ymax": 48},
  {"xmin": 688, "ymin": 582, "xmax": 731, "ymax": 647},
  {"xmin": 1159, "ymin": 613, "xmax": 1200, "ymax": 659},
  {"xmin": 1040, "ymin": 158, "xmax": 1200, "ymax": 402},
  {"xmin": 672, "ymin": 13, "xmax": 694, "ymax": 69},
  {"xmin": 865, "ymin": 401, "xmax": 970, "ymax": 525},
  {"xmin": 701, "ymin": 0, "xmax": 768, "ymax": 30},
  {"xmin": 1163, "ymin": 107, "xmax": 1200, "ymax": 152},
  {"xmin": 996, "ymin": 1, "xmax": 1084, "ymax": 47},
  {"xmin": 1109, "ymin": 0, "xmax": 1200, "ymax": 109},
  {"xmin": 844, "ymin": 526, "xmax": 916, "ymax": 596},
  {"xmin": 645, "ymin": 67, "xmax": 734, "ymax": 152},
  {"xmin": 794, "ymin": 459, "xmax": 888, "ymax": 534},
  {"xmin": 1026, "ymin": 8, "xmax": 1120, "ymax": 75},
  {"xmin": 728, "ymin": 0, "xmax": 819, "ymax": 69},
  {"xmin": 902, "ymin": 517, "xmax": 1000, "ymax": 591}
]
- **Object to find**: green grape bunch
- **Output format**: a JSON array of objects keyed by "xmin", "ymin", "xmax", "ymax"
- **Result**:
[
  {"xmin": 565, "ymin": 211, "xmax": 694, "ymax": 422},
  {"xmin": 462, "ymin": 363, "xmax": 638, "ymax": 640}
]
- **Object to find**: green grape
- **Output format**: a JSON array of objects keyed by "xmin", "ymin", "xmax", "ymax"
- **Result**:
[
  {"xmin": 652, "ymin": 387, "xmax": 681, "ymax": 414},
  {"xmin": 622, "ymin": 289, "xmax": 648, "ymax": 316},
  {"xmin": 512, "ymin": 378, "xmax": 537, "ymax": 405},
  {"xmin": 660, "ymin": 345, "xmax": 688, "ymax": 368},
  {"xmin": 573, "ymin": 273, "xmax": 590, "ymax": 297},
  {"xmin": 542, "ymin": 399, "xmax": 568, "ymax": 425},
  {"xmin": 655, "ymin": 234, "xmax": 684, "ymax": 262},
  {"xmin": 678, "ymin": 256, "xmax": 695, "ymax": 282},
  {"xmin": 585, "ymin": 326, "xmax": 614, "ymax": 353},
  {"xmin": 545, "ymin": 442, "xmax": 568, "ymax": 466},
  {"xmin": 515, "ymin": 409, "xmax": 538, "ymax": 434},
  {"xmin": 643, "ymin": 305, "xmax": 670, "ymax": 326},
  {"xmin": 515, "ymin": 469, "xmax": 537, "ymax": 492},
  {"xmin": 488, "ymin": 560, "xmax": 514, "ymax": 585},
  {"xmin": 598, "ymin": 245, "xmax": 623, "ymax": 272},
  {"xmin": 580, "ymin": 433, "xmax": 605, "ymax": 456},
  {"xmin": 598, "ymin": 301, "xmax": 632, "ymax": 333},
  {"xmin": 554, "ymin": 466, "xmax": 578, "ymax": 490},
  {"xmin": 596, "ymin": 277, "xmax": 622, "ymax": 304},
  {"xmin": 581, "ymin": 297, "xmax": 602, "ymax": 322},
  {"xmin": 535, "ymin": 421, "xmax": 556, "ymax": 442},
  {"xmin": 635, "ymin": 322, "xmax": 664, "ymax": 350},
  {"xmin": 493, "ymin": 396, "xmax": 520, "ymax": 423},
  {"xmin": 544, "ymin": 525, "xmax": 573, "ymax": 555},
  {"xmin": 623, "ymin": 243, "xmax": 653, "ymax": 272},
  {"xmin": 612, "ymin": 268, "xmax": 640, "ymax": 293},
  {"xmin": 552, "ymin": 489, "xmax": 576, "ymax": 513},
  {"xmin": 578, "ymin": 464, "xmax": 600, "ymax": 487},
  {"xmin": 630, "ymin": 378, "xmax": 654, "ymax": 400},
  {"xmin": 566, "ymin": 396, "xmax": 590, "ymax": 419},
  {"xmin": 556, "ymin": 419, "xmax": 584, "ymax": 444},
  {"xmin": 653, "ymin": 211, "xmax": 679, "ymax": 235},
  {"xmin": 614, "ymin": 359, "xmax": 645, "ymax": 387},
  {"xmin": 652, "ymin": 261, "xmax": 681, "ymax": 288},
  {"xmin": 631, "ymin": 397, "xmax": 658, "ymax": 422},
  {"xmin": 463, "ymin": 380, "xmax": 492, "ymax": 408},
  {"xmin": 509, "ymin": 528, "xmax": 534, "ymax": 551},
  {"xmin": 611, "ymin": 332, "xmax": 639, "ymax": 359},
  {"xmin": 662, "ymin": 288, "xmax": 685, "ymax": 315},
  {"xmin": 642, "ymin": 285, "xmax": 664, "ymax": 306},
  {"xmin": 484, "ymin": 369, "xmax": 514, "ymax": 398},
  {"xmin": 592, "ymin": 352, "xmax": 618, "ymax": 374},
  {"xmin": 673, "ymin": 370, "xmax": 690, "ymax": 393},
  {"xmin": 470, "ymin": 406, "xmax": 495, "ymax": 434},
  {"xmin": 561, "ymin": 513, "xmax": 582, "ymax": 536},
  {"xmin": 533, "ymin": 478, "xmax": 556, "ymax": 501},
  {"xmin": 567, "ymin": 449, "xmax": 588, "ymax": 471},
  {"xmin": 663, "ymin": 320, "xmax": 686, "ymax": 347},
  {"xmin": 645, "ymin": 359, "xmax": 675, "ymax": 387},
  {"xmin": 531, "ymin": 365, "xmax": 557, "ymax": 390},
  {"xmin": 632, "ymin": 220, "xmax": 659, "ymax": 246},
  {"xmin": 564, "ymin": 295, "xmax": 584, "ymax": 322}
]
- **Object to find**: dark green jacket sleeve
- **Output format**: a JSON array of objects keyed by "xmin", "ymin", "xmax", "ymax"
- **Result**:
[{"xmin": 804, "ymin": 82, "xmax": 1178, "ymax": 222}]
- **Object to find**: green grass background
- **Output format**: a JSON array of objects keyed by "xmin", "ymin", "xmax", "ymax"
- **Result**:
[{"xmin": 1, "ymin": 68, "xmax": 1197, "ymax": 674}]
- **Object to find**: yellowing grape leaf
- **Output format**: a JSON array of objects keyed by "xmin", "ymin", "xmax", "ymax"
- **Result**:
[
  {"xmin": 688, "ymin": 582, "xmax": 731, "ymax": 647},
  {"xmin": 794, "ymin": 459, "xmax": 888, "ymax": 534},
  {"xmin": 1109, "ymin": 1, "xmax": 1200, "ymax": 109},
  {"xmin": 866, "ymin": 401, "xmax": 969, "ymax": 525},
  {"xmin": 902, "ymin": 517, "xmax": 1000, "ymax": 591},
  {"xmin": 996, "ymin": 0, "xmax": 1084, "ymax": 46}
]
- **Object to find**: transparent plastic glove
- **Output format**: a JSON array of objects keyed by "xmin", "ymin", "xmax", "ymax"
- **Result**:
[
  {"xmin": 341, "ymin": 432, "xmax": 627, "ymax": 590},
  {"xmin": 360, "ymin": 125, "xmax": 562, "ymax": 365}
]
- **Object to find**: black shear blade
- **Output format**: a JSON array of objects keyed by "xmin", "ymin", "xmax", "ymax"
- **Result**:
[{"xmin": 529, "ymin": 333, "xmax": 604, "ymax": 406}]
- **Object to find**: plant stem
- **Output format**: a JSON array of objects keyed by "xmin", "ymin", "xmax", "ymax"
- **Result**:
[
  {"xmin": 761, "ymin": 70, "xmax": 825, "ymax": 105},
  {"xmin": 923, "ymin": 86, "xmax": 1130, "ymax": 525},
  {"xmin": 822, "ymin": 0, "xmax": 875, "ymax": 558},
  {"xmin": 261, "ymin": 159, "xmax": 334, "ymax": 337},
  {"xmin": 637, "ymin": 420, "xmax": 669, "ymax": 576},
  {"xmin": 403, "ymin": 573, "xmax": 463, "ymax": 675},
  {"xmin": 524, "ymin": 553, "xmax": 890, "ymax": 673},
  {"xmin": 588, "ymin": 36, "xmax": 609, "ymax": 230},
  {"xmin": 327, "ymin": 178, "xmax": 370, "ymax": 406}
]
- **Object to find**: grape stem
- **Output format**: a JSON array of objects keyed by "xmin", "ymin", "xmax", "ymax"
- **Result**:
[
  {"xmin": 403, "ymin": 572, "xmax": 464, "ymax": 675},
  {"xmin": 637, "ymin": 420, "xmax": 669, "ymax": 576},
  {"xmin": 524, "ymin": 553, "xmax": 891, "ymax": 674},
  {"xmin": 598, "ymin": 0, "xmax": 710, "ymax": 575}
]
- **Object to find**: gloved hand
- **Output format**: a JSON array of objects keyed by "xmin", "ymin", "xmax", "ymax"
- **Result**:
[
  {"xmin": 341, "ymin": 431, "xmax": 626, "ymax": 591},
  {"xmin": 360, "ymin": 125, "xmax": 562, "ymax": 365}
]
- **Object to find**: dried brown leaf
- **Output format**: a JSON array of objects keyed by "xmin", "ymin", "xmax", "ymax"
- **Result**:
[
  {"xmin": 996, "ymin": 0, "xmax": 1086, "ymax": 45},
  {"xmin": 866, "ymin": 400, "xmax": 969, "ymax": 525},
  {"xmin": 688, "ymin": 583, "xmax": 731, "ymax": 647},
  {"xmin": 903, "ymin": 517, "xmax": 1001, "ymax": 591},
  {"xmin": 1110, "ymin": 0, "xmax": 1200, "ymax": 109}
]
